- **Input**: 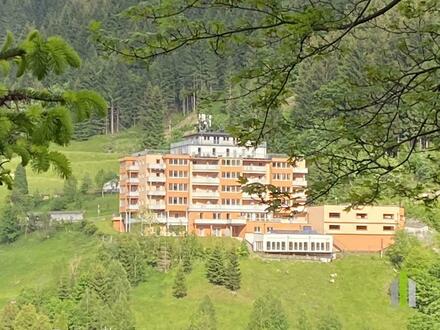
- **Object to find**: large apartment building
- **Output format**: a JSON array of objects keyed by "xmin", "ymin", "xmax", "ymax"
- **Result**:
[
  {"xmin": 308, "ymin": 205, "xmax": 405, "ymax": 252},
  {"xmin": 118, "ymin": 130, "xmax": 308, "ymax": 237}
]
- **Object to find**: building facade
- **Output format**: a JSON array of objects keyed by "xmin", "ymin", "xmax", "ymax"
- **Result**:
[
  {"xmin": 307, "ymin": 205, "xmax": 405, "ymax": 252},
  {"xmin": 118, "ymin": 131, "xmax": 308, "ymax": 237}
]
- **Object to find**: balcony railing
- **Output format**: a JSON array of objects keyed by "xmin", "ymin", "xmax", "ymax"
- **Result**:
[
  {"xmin": 127, "ymin": 165, "xmax": 139, "ymax": 171},
  {"xmin": 194, "ymin": 218, "xmax": 247, "ymax": 225},
  {"xmin": 128, "ymin": 191, "xmax": 139, "ymax": 197},
  {"xmin": 148, "ymin": 190, "xmax": 166, "ymax": 196},
  {"xmin": 243, "ymin": 165, "xmax": 266, "ymax": 173},
  {"xmin": 292, "ymin": 179, "xmax": 308, "ymax": 187},
  {"xmin": 128, "ymin": 177, "xmax": 139, "ymax": 184},
  {"xmin": 148, "ymin": 163, "xmax": 166, "ymax": 170},
  {"xmin": 147, "ymin": 176, "xmax": 166, "ymax": 183},
  {"xmin": 149, "ymin": 203, "xmax": 166, "ymax": 210},
  {"xmin": 192, "ymin": 177, "xmax": 220, "ymax": 184},
  {"xmin": 192, "ymin": 190, "xmax": 220, "ymax": 199},
  {"xmin": 189, "ymin": 204, "xmax": 267, "ymax": 212},
  {"xmin": 246, "ymin": 178, "xmax": 267, "ymax": 184},
  {"xmin": 192, "ymin": 164, "xmax": 220, "ymax": 171},
  {"xmin": 293, "ymin": 168, "xmax": 308, "ymax": 174},
  {"xmin": 127, "ymin": 204, "xmax": 139, "ymax": 210}
]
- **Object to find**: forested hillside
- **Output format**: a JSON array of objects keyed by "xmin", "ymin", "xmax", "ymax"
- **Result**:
[{"xmin": 0, "ymin": 0, "xmax": 251, "ymax": 147}]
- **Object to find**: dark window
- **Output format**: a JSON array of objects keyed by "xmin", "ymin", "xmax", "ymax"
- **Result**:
[
  {"xmin": 329, "ymin": 212, "xmax": 340, "ymax": 218},
  {"xmin": 383, "ymin": 226, "xmax": 394, "ymax": 231},
  {"xmin": 266, "ymin": 241, "xmax": 271, "ymax": 250},
  {"xmin": 383, "ymin": 214, "xmax": 394, "ymax": 220},
  {"xmin": 289, "ymin": 242, "xmax": 293, "ymax": 250},
  {"xmin": 356, "ymin": 225, "xmax": 368, "ymax": 231},
  {"xmin": 356, "ymin": 213, "xmax": 368, "ymax": 219},
  {"xmin": 329, "ymin": 225, "xmax": 340, "ymax": 230}
]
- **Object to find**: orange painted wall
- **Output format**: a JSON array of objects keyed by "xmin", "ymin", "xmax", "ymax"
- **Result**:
[{"xmin": 332, "ymin": 234, "xmax": 395, "ymax": 252}]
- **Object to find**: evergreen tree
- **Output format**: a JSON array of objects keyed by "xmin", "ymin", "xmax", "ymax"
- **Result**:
[
  {"xmin": 182, "ymin": 246, "xmax": 193, "ymax": 274},
  {"xmin": 225, "ymin": 250, "xmax": 241, "ymax": 291},
  {"xmin": 157, "ymin": 243, "xmax": 172, "ymax": 273},
  {"xmin": 0, "ymin": 204, "xmax": 22, "ymax": 244},
  {"xmin": 57, "ymin": 274, "xmax": 71, "ymax": 300},
  {"xmin": 52, "ymin": 311, "xmax": 69, "ymax": 330},
  {"xmin": 13, "ymin": 304, "xmax": 50, "ymax": 330},
  {"xmin": 172, "ymin": 267, "xmax": 187, "ymax": 299},
  {"xmin": 0, "ymin": 302, "xmax": 19, "ymax": 330},
  {"xmin": 139, "ymin": 84, "xmax": 166, "ymax": 150},
  {"xmin": 63, "ymin": 176, "xmax": 78, "ymax": 203},
  {"xmin": 247, "ymin": 293, "xmax": 289, "ymax": 330},
  {"xmin": 187, "ymin": 296, "xmax": 217, "ymax": 330},
  {"xmin": 114, "ymin": 236, "xmax": 146, "ymax": 285},
  {"xmin": 10, "ymin": 165, "xmax": 29, "ymax": 205},
  {"xmin": 79, "ymin": 173, "xmax": 93, "ymax": 195},
  {"xmin": 238, "ymin": 240, "xmax": 249, "ymax": 257},
  {"xmin": 206, "ymin": 247, "xmax": 225, "ymax": 286}
]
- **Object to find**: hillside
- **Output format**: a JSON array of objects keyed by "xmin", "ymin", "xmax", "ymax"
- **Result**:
[{"xmin": 0, "ymin": 231, "xmax": 412, "ymax": 329}]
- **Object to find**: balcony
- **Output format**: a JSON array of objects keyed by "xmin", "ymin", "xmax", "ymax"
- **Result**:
[
  {"xmin": 189, "ymin": 204, "xmax": 268, "ymax": 212},
  {"xmin": 148, "ymin": 163, "xmax": 166, "ymax": 170},
  {"xmin": 292, "ymin": 179, "xmax": 308, "ymax": 187},
  {"xmin": 147, "ymin": 176, "xmax": 166, "ymax": 183},
  {"xmin": 243, "ymin": 165, "xmax": 266, "ymax": 173},
  {"xmin": 245, "ymin": 177, "xmax": 267, "ymax": 185},
  {"xmin": 293, "ymin": 168, "xmax": 308, "ymax": 174},
  {"xmin": 242, "ymin": 192, "xmax": 260, "ymax": 200},
  {"xmin": 194, "ymin": 218, "xmax": 247, "ymax": 225},
  {"xmin": 192, "ymin": 190, "xmax": 220, "ymax": 199},
  {"xmin": 149, "ymin": 203, "xmax": 166, "ymax": 210},
  {"xmin": 192, "ymin": 164, "xmax": 219, "ymax": 171},
  {"xmin": 128, "ymin": 191, "xmax": 139, "ymax": 197},
  {"xmin": 127, "ymin": 204, "xmax": 139, "ymax": 210},
  {"xmin": 192, "ymin": 176, "xmax": 220, "ymax": 185},
  {"xmin": 127, "ymin": 165, "xmax": 139, "ymax": 171},
  {"xmin": 128, "ymin": 177, "xmax": 139, "ymax": 184},
  {"xmin": 148, "ymin": 190, "xmax": 166, "ymax": 196}
]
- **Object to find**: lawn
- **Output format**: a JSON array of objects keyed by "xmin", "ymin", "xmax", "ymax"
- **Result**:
[
  {"xmin": 131, "ymin": 255, "xmax": 412, "ymax": 330},
  {"xmin": 0, "ymin": 231, "xmax": 98, "ymax": 306}
]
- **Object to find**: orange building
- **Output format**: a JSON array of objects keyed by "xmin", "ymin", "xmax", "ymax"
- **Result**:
[
  {"xmin": 118, "ymin": 130, "xmax": 308, "ymax": 237},
  {"xmin": 307, "ymin": 205, "xmax": 405, "ymax": 252}
]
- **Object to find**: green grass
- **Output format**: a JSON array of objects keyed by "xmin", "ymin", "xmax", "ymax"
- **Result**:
[
  {"xmin": 0, "ymin": 231, "xmax": 98, "ymax": 306},
  {"xmin": 131, "ymin": 255, "xmax": 412, "ymax": 330}
]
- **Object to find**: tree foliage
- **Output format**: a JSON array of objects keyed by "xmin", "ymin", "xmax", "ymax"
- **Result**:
[
  {"xmin": 205, "ymin": 247, "xmax": 225, "ymax": 286},
  {"xmin": 187, "ymin": 296, "xmax": 217, "ymax": 330},
  {"xmin": 247, "ymin": 293, "xmax": 289, "ymax": 330},
  {"xmin": 172, "ymin": 267, "xmax": 187, "ymax": 299}
]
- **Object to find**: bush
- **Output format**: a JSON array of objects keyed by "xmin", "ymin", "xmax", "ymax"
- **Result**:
[{"xmin": 79, "ymin": 220, "xmax": 98, "ymax": 236}]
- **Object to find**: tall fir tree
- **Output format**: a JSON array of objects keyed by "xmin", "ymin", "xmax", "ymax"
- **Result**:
[
  {"xmin": 138, "ymin": 84, "xmax": 166, "ymax": 150},
  {"xmin": 172, "ymin": 267, "xmax": 187, "ymax": 299},
  {"xmin": 206, "ymin": 247, "xmax": 225, "ymax": 286},
  {"xmin": 157, "ymin": 242, "xmax": 172, "ymax": 273},
  {"xmin": 0, "ymin": 204, "xmax": 22, "ymax": 243},
  {"xmin": 187, "ymin": 296, "xmax": 217, "ymax": 330},
  {"xmin": 247, "ymin": 293, "xmax": 289, "ymax": 330},
  {"xmin": 79, "ymin": 173, "xmax": 93, "ymax": 195},
  {"xmin": 63, "ymin": 176, "xmax": 78, "ymax": 203},
  {"xmin": 225, "ymin": 250, "xmax": 241, "ymax": 291},
  {"xmin": 182, "ymin": 246, "xmax": 193, "ymax": 274}
]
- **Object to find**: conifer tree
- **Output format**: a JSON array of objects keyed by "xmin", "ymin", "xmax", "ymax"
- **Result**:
[
  {"xmin": 11, "ymin": 165, "xmax": 28, "ymax": 200},
  {"xmin": 247, "ymin": 293, "xmax": 289, "ymax": 330},
  {"xmin": 52, "ymin": 311, "xmax": 69, "ymax": 330},
  {"xmin": 157, "ymin": 243, "xmax": 172, "ymax": 273},
  {"xmin": 79, "ymin": 173, "xmax": 93, "ymax": 195},
  {"xmin": 182, "ymin": 246, "xmax": 193, "ymax": 274},
  {"xmin": 225, "ymin": 250, "xmax": 241, "ymax": 291},
  {"xmin": 206, "ymin": 247, "xmax": 225, "ymax": 286},
  {"xmin": 172, "ymin": 267, "xmax": 187, "ymax": 299},
  {"xmin": 0, "ymin": 204, "xmax": 22, "ymax": 243},
  {"xmin": 63, "ymin": 176, "xmax": 78, "ymax": 203},
  {"xmin": 57, "ymin": 273, "xmax": 71, "ymax": 300},
  {"xmin": 238, "ymin": 240, "xmax": 249, "ymax": 257},
  {"xmin": 187, "ymin": 296, "xmax": 217, "ymax": 330},
  {"xmin": 139, "ymin": 83, "xmax": 165, "ymax": 150}
]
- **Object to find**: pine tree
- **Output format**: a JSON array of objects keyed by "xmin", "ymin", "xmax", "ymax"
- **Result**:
[
  {"xmin": 57, "ymin": 273, "xmax": 71, "ymax": 300},
  {"xmin": 225, "ymin": 250, "xmax": 241, "ymax": 291},
  {"xmin": 157, "ymin": 243, "xmax": 172, "ymax": 273},
  {"xmin": 238, "ymin": 240, "xmax": 249, "ymax": 257},
  {"xmin": 12, "ymin": 304, "xmax": 39, "ymax": 330},
  {"xmin": 205, "ymin": 247, "xmax": 225, "ymax": 286},
  {"xmin": 79, "ymin": 173, "xmax": 93, "ymax": 194},
  {"xmin": 247, "ymin": 293, "xmax": 289, "ymax": 330},
  {"xmin": 0, "ymin": 205, "xmax": 22, "ymax": 244},
  {"xmin": 187, "ymin": 296, "xmax": 217, "ymax": 330},
  {"xmin": 182, "ymin": 246, "xmax": 193, "ymax": 274},
  {"xmin": 10, "ymin": 165, "xmax": 29, "ymax": 205},
  {"xmin": 91, "ymin": 263, "xmax": 111, "ymax": 303},
  {"xmin": 52, "ymin": 311, "xmax": 69, "ymax": 330},
  {"xmin": 63, "ymin": 176, "xmax": 78, "ymax": 203},
  {"xmin": 172, "ymin": 267, "xmax": 187, "ymax": 299},
  {"xmin": 138, "ymin": 83, "xmax": 166, "ymax": 150}
]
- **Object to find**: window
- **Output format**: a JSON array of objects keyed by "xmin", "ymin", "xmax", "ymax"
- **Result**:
[
  {"xmin": 226, "ymin": 148, "xmax": 230, "ymax": 157},
  {"xmin": 267, "ymin": 227, "xmax": 273, "ymax": 232},
  {"xmin": 383, "ymin": 214, "xmax": 394, "ymax": 220},
  {"xmin": 213, "ymin": 213, "xmax": 221, "ymax": 219},
  {"xmin": 383, "ymin": 226, "xmax": 394, "ymax": 231},
  {"xmin": 226, "ymin": 213, "xmax": 230, "ymax": 220},
  {"xmin": 311, "ymin": 242, "xmax": 315, "ymax": 251},
  {"xmin": 272, "ymin": 242, "xmax": 276, "ymax": 250},
  {"xmin": 281, "ymin": 242, "xmax": 286, "ymax": 250},
  {"xmin": 289, "ymin": 242, "xmax": 293, "ymax": 250},
  {"xmin": 266, "ymin": 241, "xmax": 271, "ymax": 250},
  {"xmin": 329, "ymin": 225, "xmax": 340, "ymax": 230},
  {"xmin": 276, "ymin": 242, "xmax": 281, "ymax": 250},
  {"xmin": 321, "ymin": 242, "xmax": 325, "ymax": 251},
  {"xmin": 254, "ymin": 226, "xmax": 261, "ymax": 233},
  {"xmin": 304, "ymin": 242, "xmax": 308, "ymax": 250},
  {"xmin": 356, "ymin": 225, "xmax": 368, "ymax": 231},
  {"xmin": 325, "ymin": 242, "xmax": 330, "ymax": 251},
  {"xmin": 212, "ymin": 148, "xmax": 216, "ymax": 155},
  {"xmin": 329, "ymin": 212, "xmax": 340, "ymax": 218},
  {"xmin": 356, "ymin": 213, "xmax": 368, "ymax": 219},
  {"xmin": 298, "ymin": 242, "xmax": 303, "ymax": 250},
  {"xmin": 199, "ymin": 213, "xmax": 203, "ymax": 219},
  {"xmin": 156, "ymin": 159, "xmax": 160, "ymax": 164}
]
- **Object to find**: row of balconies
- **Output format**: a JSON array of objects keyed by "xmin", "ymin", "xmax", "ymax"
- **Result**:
[{"xmin": 123, "ymin": 202, "xmax": 269, "ymax": 212}]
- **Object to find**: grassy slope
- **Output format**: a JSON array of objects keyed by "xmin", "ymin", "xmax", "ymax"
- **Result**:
[
  {"xmin": 0, "ymin": 231, "xmax": 98, "ymax": 306},
  {"xmin": 132, "ymin": 256, "xmax": 411, "ymax": 330}
]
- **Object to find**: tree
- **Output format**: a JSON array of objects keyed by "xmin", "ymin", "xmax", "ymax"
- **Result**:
[
  {"xmin": 79, "ymin": 173, "xmax": 93, "ymax": 194},
  {"xmin": 172, "ymin": 267, "xmax": 187, "ymax": 299},
  {"xmin": 238, "ymin": 240, "xmax": 249, "ymax": 257},
  {"xmin": 0, "ymin": 302, "xmax": 19, "ymax": 330},
  {"xmin": 187, "ymin": 296, "xmax": 217, "ymax": 330},
  {"xmin": 0, "ymin": 204, "xmax": 22, "ymax": 243},
  {"xmin": 225, "ymin": 250, "xmax": 241, "ymax": 291},
  {"xmin": 138, "ymin": 84, "xmax": 166, "ymax": 150},
  {"xmin": 182, "ymin": 245, "xmax": 193, "ymax": 274},
  {"xmin": 247, "ymin": 293, "xmax": 289, "ymax": 330},
  {"xmin": 13, "ymin": 304, "xmax": 51, "ymax": 330},
  {"xmin": 63, "ymin": 176, "xmax": 78, "ymax": 203},
  {"xmin": 95, "ymin": 1, "xmax": 440, "ymax": 206},
  {"xmin": 205, "ymin": 247, "xmax": 225, "ymax": 286},
  {"xmin": 157, "ymin": 242, "xmax": 172, "ymax": 273},
  {"xmin": 10, "ymin": 165, "xmax": 29, "ymax": 205},
  {"xmin": 386, "ymin": 231, "xmax": 418, "ymax": 268},
  {"xmin": 0, "ymin": 30, "xmax": 106, "ymax": 188}
]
